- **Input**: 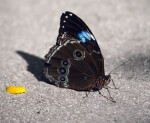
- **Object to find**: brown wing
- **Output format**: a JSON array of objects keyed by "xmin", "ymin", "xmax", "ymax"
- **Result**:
[{"xmin": 45, "ymin": 40, "xmax": 98, "ymax": 90}]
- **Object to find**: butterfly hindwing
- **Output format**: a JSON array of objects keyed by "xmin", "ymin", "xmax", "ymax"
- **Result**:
[{"xmin": 45, "ymin": 39, "xmax": 99, "ymax": 89}]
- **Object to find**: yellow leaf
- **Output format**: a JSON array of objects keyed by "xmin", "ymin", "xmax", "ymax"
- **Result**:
[{"xmin": 6, "ymin": 86, "xmax": 26, "ymax": 94}]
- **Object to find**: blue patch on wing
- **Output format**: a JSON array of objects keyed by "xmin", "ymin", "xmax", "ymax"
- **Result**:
[
  {"xmin": 78, "ymin": 33, "xmax": 86, "ymax": 43},
  {"xmin": 81, "ymin": 31, "xmax": 91, "ymax": 40},
  {"xmin": 78, "ymin": 31, "xmax": 91, "ymax": 43}
]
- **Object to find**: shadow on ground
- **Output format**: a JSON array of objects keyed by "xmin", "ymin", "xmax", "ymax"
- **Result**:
[
  {"xmin": 16, "ymin": 51, "xmax": 51, "ymax": 84},
  {"xmin": 115, "ymin": 51, "xmax": 150, "ymax": 81}
]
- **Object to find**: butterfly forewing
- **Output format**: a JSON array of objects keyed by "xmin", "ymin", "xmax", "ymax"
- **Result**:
[{"xmin": 57, "ymin": 12, "xmax": 99, "ymax": 49}]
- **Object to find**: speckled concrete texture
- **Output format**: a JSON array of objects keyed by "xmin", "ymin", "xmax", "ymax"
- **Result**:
[{"xmin": 0, "ymin": 0, "xmax": 150, "ymax": 123}]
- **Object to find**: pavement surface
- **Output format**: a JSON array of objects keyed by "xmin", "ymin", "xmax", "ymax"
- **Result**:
[{"xmin": 0, "ymin": 0, "xmax": 150, "ymax": 123}]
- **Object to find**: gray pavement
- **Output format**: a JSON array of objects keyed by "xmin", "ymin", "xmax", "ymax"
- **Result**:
[{"xmin": 0, "ymin": 0, "xmax": 150, "ymax": 122}]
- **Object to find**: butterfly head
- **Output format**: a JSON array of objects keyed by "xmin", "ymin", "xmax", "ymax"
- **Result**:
[
  {"xmin": 103, "ymin": 74, "xmax": 112, "ymax": 87},
  {"xmin": 96, "ymin": 75, "xmax": 112, "ymax": 89}
]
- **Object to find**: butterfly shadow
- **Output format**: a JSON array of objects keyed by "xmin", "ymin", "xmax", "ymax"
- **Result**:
[{"xmin": 16, "ymin": 51, "xmax": 55, "ymax": 85}]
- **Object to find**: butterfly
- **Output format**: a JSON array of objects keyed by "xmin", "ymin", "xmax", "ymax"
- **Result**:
[{"xmin": 44, "ymin": 11, "xmax": 117, "ymax": 100}]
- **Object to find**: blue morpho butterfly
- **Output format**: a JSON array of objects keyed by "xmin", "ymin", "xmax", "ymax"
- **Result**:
[{"xmin": 44, "ymin": 11, "xmax": 118, "ymax": 101}]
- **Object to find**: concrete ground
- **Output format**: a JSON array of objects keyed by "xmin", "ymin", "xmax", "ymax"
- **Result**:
[{"xmin": 0, "ymin": 0, "xmax": 150, "ymax": 122}]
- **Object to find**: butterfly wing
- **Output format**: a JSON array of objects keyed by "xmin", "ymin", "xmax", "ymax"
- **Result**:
[
  {"xmin": 45, "ymin": 39, "xmax": 97, "ymax": 90},
  {"xmin": 44, "ymin": 11, "xmax": 106, "ymax": 90}
]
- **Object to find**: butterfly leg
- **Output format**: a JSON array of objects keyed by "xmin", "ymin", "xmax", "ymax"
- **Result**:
[
  {"xmin": 98, "ymin": 90, "xmax": 108, "ymax": 99},
  {"xmin": 84, "ymin": 91, "xmax": 91, "ymax": 98},
  {"xmin": 98, "ymin": 89, "xmax": 116, "ymax": 103},
  {"xmin": 83, "ymin": 85, "xmax": 95, "ymax": 98},
  {"xmin": 111, "ymin": 79, "xmax": 119, "ymax": 89},
  {"xmin": 103, "ymin": 87, "xmax": 116, "ymax": 103},
  {"xmin": 83, "ymin": 90, "xmax": 92, "ymax": 98}
]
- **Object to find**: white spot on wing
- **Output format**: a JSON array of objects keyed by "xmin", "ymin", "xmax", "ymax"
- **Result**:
[
  {"xmin": 65, "ymin": 16, "xmax": 68, "ymax": 18},
  {"xmin": 90, "ymin": 34, "xmax": 95, "ymax": 40},
  {"xmin": 69, "ymin": 14, "xmax": 72, "ymax": 16},
  {"xmin": 62, "ymin": 26, "xmax": 65, "ymax": 28},
  {"xmin": 87, "ymin": 32, "xmax": 91, "ymax": 37},
  {"xmin": 63, "ymin": 20, "xmax": 66, "ymax": 23},
  {"xmin": 87, "ymin": 32, "xmax": 95, "ymax": 40}
]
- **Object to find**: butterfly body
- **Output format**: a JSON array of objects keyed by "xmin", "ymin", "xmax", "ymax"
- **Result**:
[{"xmin": 44, "ymin": 11, "xmax": 111, "ymax": 91}]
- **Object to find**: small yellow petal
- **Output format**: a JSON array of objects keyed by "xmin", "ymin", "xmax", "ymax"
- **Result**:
[{"xmin": 6, "ymin": 86, "xmax": 26, "ymax": 94}]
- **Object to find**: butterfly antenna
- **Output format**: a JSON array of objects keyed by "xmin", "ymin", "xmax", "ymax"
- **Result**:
[{"xmin": 108, "ymin": 59, "xmax": 131, "ymax": 75}]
